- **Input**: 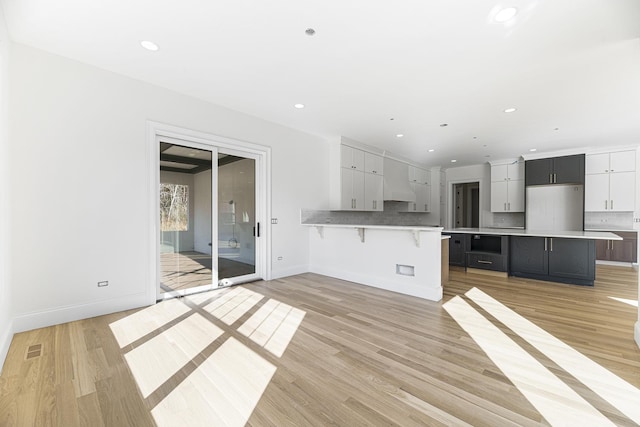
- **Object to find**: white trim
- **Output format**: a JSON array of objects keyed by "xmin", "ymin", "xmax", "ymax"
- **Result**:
[
  {"xmin": 0, "ymin": 318, "xmax": 13, "ymax": 375},
  {"xmin": 447, "ymin": 178, "xmax": 484, "ymax": 229},
  {"xmin": 635, "ymin": 321, "xmax": 640, "ymax": 350},
  {"xmin": 11, "ymin": 292, "xmax": 150, "ymax": 334},
  {"xmin": 147, "ymin": 121, "xmax": 271, "ymax": 302}
]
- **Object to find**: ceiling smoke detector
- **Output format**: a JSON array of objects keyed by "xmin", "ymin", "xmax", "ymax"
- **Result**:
[{"xmin": 305, "ymin": 28, "xmax": 316, "ymax": 36}]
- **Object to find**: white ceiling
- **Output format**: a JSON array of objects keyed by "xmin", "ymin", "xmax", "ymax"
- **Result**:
[{"xmin": 2, "ymin": 0, "xmax": 640, "ymax": 167}]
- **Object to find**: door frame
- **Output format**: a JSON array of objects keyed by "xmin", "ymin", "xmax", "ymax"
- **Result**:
[
  {"xmin": 147, "ymin": 121, "xmax": 271, "ymax": 303},
  {"xmin": 447, "ymin": 179, "xmax": 484, "ymax": 229}
]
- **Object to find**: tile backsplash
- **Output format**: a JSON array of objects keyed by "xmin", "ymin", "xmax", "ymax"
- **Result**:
[
  {"xmin": 491, "ymin": 212, "xmax": 525, "ymax": 228},
  {"xmin": 301, "ymin": 202, "xmax": 440, "ymax": 227},
  {"xmin": 584, "ymin": 211, "xmax": 635, "ymax": 230}
]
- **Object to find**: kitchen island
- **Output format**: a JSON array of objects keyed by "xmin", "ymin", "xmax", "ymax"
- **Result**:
[
  {"xmin": 305, "ymin": 224, "xmax": 444, "ymax": 301},
  {"xmin": 444, "ymin": 227, "xmax": 622, "ymax": 286}
]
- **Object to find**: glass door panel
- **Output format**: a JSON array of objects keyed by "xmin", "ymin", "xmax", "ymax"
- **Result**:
[
  {"xmin": 159, "ymin": 141, "xmax": 217, "ymax": 297},
  {"xmin": 217, "ymin": 154, "xmax": 256, "ymax": 284}
]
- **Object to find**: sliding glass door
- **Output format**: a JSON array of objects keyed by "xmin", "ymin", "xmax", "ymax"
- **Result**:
[{"xmin": 157, "ymin": 140, "xmax": 262, "ymax": 299}]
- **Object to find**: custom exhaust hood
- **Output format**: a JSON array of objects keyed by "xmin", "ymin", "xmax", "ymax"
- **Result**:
[{"xmin": 383, "ymin": 158, "xmax": 416, "ymax": 202}]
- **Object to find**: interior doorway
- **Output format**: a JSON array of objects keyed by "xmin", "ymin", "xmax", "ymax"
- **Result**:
[
  {"xmin": 453, "ymin": 182, "xmax": 480, "ymax": 228},
  {"xmin": 156, "ymin": 138, "xmax": 265, "ymax": 300}
]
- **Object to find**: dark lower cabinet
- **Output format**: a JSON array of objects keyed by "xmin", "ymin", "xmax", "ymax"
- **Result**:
[
  {"xmin": 447, "ymin": 233, "xmax": 469, "ymax": 267},
  {"xmin": 510, "ymin": 236, "xmax": 548, "ymax": 275},
  {"xmin": 466, "ymin": 235, "xmax": 509, "ymax": 272},
  {"xmin": 595, "ymin": 232, "xmax": 637, "ymax": 263},
  {"xmin": 510, "ymin": 236, "xmax": 595, "ymax": 286}
]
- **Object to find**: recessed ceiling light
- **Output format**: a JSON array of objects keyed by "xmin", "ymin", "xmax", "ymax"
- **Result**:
[
  {"xmin": 389, "ymin": 118, "xmax": 395, "ymax": 121},
  {"xmin": 451, "ymin": 159, "xmax": 457, "ymax": 163},
  {"xmin": 428, "ymin": 149, "xmax": 435, "ymax": 152},
  {"xmin": 294, "ymin": 103, "xmax": 305, "ymax": 109},
  {"xmin": 529, "ymin": 148, "xmax": 537, "ymax": 152},
  {"xmin": 554, "ymin": 127, "xmax": 560, "ymax": 131},
  {"xmin": 495, "ymin": 7, "xmax": 517, "ymax": 23},
  {"xmin": 140, "ymin": 40, "xmax": 159, "ymax": 51},
  {"xmin": 504, "ymin": 107, "xmax": 517, "ymax": 113},
  {"xmin": 396, "ymin": 134, "xmax": 404, "ymax": 138},
  {"xmin": 440, "ymin": 123, "xmax": 448, "ymax": 127},
  {"xmin": 305, "ymin": 28, "xmax": 316, "ymax": 36}
]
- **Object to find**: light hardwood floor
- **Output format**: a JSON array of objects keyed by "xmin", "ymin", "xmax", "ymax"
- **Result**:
[{"xmin": 1, "ymin": 265, "xmax": 639, "ymax": 426}]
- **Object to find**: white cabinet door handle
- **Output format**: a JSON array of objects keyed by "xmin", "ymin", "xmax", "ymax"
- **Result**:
[
  {"xmin": 611, "ymin": 200, "xmax": 614, "ymax": 210},
  {"xmin": 605, "ymin": 200, "xmax": 608, "ymax": 210}
]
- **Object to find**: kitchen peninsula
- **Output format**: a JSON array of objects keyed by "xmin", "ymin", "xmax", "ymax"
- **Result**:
[
  {"xmin": 444, "ymin": 227, "xmax": 622, "ymax": 286},
  {"xmin": 305, "ymin": 224, "xmax": 444, "ymax": 301}
]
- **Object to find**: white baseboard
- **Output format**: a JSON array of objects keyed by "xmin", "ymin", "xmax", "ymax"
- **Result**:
[
  {"xmin": 12, "ymin": 292, "xmax": 153, "ymax": 334},
  {"xmin": 596, "ymin": 260, "xmax": 634, "ymax": 267},
  {"xmin": 635, "ymin": 321, "xmax": 640, "ymax": 350},
  {"xmin": 270, "ymin": 264, "xmax": 309, "ymax": 280},
  {"xmin": 0, "ymin": 318, "xmax": 14, "ymax": 375}
]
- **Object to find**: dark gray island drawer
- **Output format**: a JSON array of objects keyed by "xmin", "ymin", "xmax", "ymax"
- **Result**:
[{"xmin": 467, "ymin": 252, "xmax": 507, "ymax": 271}]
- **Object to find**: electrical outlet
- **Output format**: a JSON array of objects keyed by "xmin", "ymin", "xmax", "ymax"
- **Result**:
[
  {"xmin": 271, "ymin": 218, "xmax": 278, "ymax": 224},
  {"xmin": 97, "ymin": 281, "xmax": 109, "ymax": 287}
]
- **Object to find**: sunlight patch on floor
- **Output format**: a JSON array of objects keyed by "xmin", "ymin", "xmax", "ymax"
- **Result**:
[
  {"xmin": 443, "ymin": 295, "xmax": 615, "ymax": 426},
  {"xmin": 238, "ymin": 299, "xmax": 306, "ymax": 357},
  {"xmin": 203, "ymin": 287, "xmax": 264, "ymax": 325},
  {"xmin": 125, "ymin": 313, "xmax": 224, "ymax": 397},
  {"xmin": 467, "ymin": 287, "xmax": 640, "ymax": 425},
  {"xmin": 151, "ymin": 337, "xmax": 276, "ymax": 427},
  {"xmin": 111, "ymin": 285, "xmax": 306, "ymax": 426},
  {"xmin": 608, "ymin": 296, "xmax": 639, "ymax": 307},
  {"xmin": 109, "ymin": 298, "xmax": 191, "ymax": 347}
]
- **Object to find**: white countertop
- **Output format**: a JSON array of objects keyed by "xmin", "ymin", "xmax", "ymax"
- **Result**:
[
  {"xmin": 443, "ymin": 227, "xmax": 622, "ymax": 240},
  {"xmin": 584, "ymin": 228, "xmax": 638, "ymax": 233},
  {"xmin": 303, "ymin": 223, "xmax": 443, "ymax": 232}
]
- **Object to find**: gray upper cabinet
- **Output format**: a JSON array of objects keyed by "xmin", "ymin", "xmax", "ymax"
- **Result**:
[{"xmin": 525, "ymin": 154, "xmax": 585, "ymax": 186}]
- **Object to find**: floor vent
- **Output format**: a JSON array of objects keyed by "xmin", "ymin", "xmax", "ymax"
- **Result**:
[{"xmin": 25, "ymin": 344, "xmax": 43, "ymax": 360}]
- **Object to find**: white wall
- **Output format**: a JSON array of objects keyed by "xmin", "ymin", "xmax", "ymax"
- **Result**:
[
  {"xmin": 9, "ymin": 43, "xmax": 329, "ymax": 332},
  {"xmin": 444, "ymin": 164, "xmax": 492, "ymax": 228},
  {"xmin": 0, "ymin": 6, "xmax": 13, "ymax": 370}
]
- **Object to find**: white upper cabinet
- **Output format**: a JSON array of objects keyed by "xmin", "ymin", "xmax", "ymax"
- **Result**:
[
  {"xmin": 408, "ymin": 183, "xmax": 431, "ymax": 212},
  {"xmin": 610, "ymin": 151, "xmax": 635, "ymax": 173},
  {"xmin": 585, "ymin": 153, "xmax": 609, "ymax": 174},
  {"xmin": 491, "ymin": 162, "xmax": 524, "ymax": 182},
  {"xmin": 364, "ymin": 152, "xmax": 384, "ymax": 175},
  {"xmin": 586, "ymin": 150, "xmax": 635, "ymax": 174},
  {"xmin": 332, "ymin": 143, "xmax": 384, "ymax": 211},
  {"xmin": 340, "ymin": 145, "xmax": 365, "ymax": 171},
  {"xmin": 364, "ymin": 173, "xmax": 384, "ymax": 211},
  {"xmin": 585, "ymin": 150, "xmax": 636, "ymax": 212},
  {"xmin": 490, "ymin": 160, "xmax": 524, "ymax": 212},
  {"xmin": 409, "ymin": 166, "xmax": 429, "ymax": 185}
]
